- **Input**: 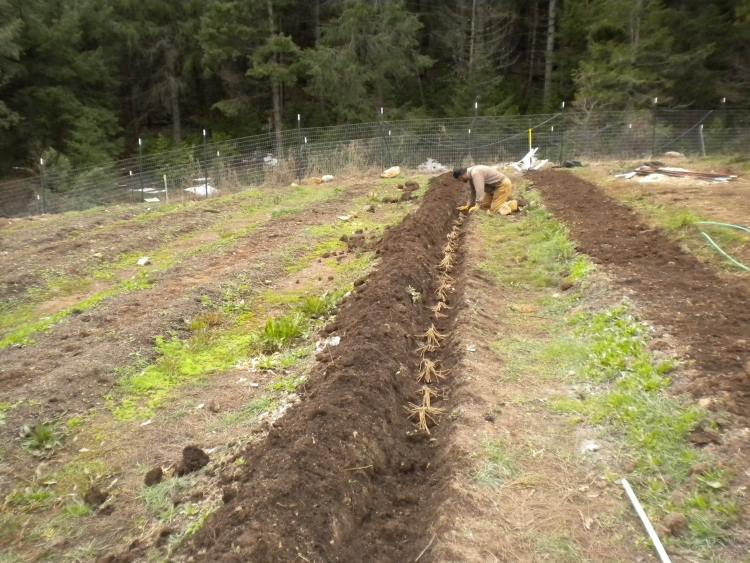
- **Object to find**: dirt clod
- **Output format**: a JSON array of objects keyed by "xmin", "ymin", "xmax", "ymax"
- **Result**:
[
  {"xmin": 144, "ymin": 466, "xmax": 163, "ymax": 487},
  {"xmin": 84, "ymin": 485, "xmax": 108, "ymax": 508},
  {"xmin": 175, "ymin": 445, "xmax": 209, "ymax": 476},
  {"xmin": 689, "ymin": 429, "xmax": 721, "ymax": 446},
  {"xmin": 661, "ymin": 512, "xmax": 688, "ymax": 537}
]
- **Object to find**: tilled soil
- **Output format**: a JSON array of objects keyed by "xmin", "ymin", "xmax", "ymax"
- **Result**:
[
  {"xmin": 0, "ymin": 200, "xmax": 242, "ymax": 303},
  {"xmin": 531, "ymin": 170, "xmax": 750, "ymax": 415},
  {"xmin": 0, "ymin": 184, "xmax": 374, "ymax": 457},
  {"xmin": 172, "ymin": 174, "xmax": 465, "ymax": 562}
]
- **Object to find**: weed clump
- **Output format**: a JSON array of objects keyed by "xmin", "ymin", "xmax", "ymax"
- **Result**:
[{"xmin": 258, "ymin": 313, "xmax": 307, "ymax": 353}]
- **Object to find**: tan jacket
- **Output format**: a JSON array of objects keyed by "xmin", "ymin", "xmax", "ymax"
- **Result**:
[{"xmin": 467, "ymin": 165, "xmax": 507, "ymax": 206}]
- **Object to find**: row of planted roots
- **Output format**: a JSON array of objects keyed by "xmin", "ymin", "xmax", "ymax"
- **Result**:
[{"xmin": 406, "ymin": 213, "xmax": 465, "ymax": 434}]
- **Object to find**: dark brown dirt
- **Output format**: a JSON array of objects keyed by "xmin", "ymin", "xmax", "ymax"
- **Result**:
[
  {"xmin": 175, "ymin": 446, "xmax": 209, "ymax": 476},
  {"xmin": 531, "ymin": 170, "xmax": 750, "ymax": 415},
  {"xmin": 180, "ymin": 173, "xmax": 466, "ymax": 561}
]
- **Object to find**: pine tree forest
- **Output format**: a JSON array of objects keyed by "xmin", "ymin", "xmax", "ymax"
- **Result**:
[{"xmin": 1, "ymin": 0, "xmax": 748, "ymax": 176}]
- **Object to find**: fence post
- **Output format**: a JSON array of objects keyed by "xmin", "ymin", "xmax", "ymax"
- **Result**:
[
  {"xmin": 378, "ymin": 107, "xmax": 392, "ymax": 169},
  {"xmin": 296, "ymin": 114, "xmax": 303, "ymax": 181},
  {"xmin": 137, "ymin": 137, "xmax": 144, "ymax": 202},
  {"xmin": 699, "ymin": 124, "xmax": 706, "ymax": 157},
  {"xmin": 39, "ymin": 157, "xmax": 47, "ymax": 214},
  {"xmin": 202, "ymin": 129, "xmax": 208, "ymax": 198},
  {"xmin": 720, "ymin": 97, "xmax": 727, "ymax": 153},
  {"xmin": 558, "ymin": 101, "xmax": 566, "ymax": 164},
  {"xmin": 650, "ymin": 97, "xmax": 658, "ymax": 158},
  {"xmin": 215, "ymin": 150, "xmax": 221, "ymax": 191}
]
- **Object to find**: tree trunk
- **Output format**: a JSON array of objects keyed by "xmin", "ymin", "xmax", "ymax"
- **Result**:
[
  {"xmin": 169, "ymin": 76, "xmax": 181, "ymax": 144},
  {"xmin": 526, "ymin": 0, "xmax": 539, "ymax": 96},
  {"xmin": 542, "ymin": 0, "xmax": 556, "ymax": 110},
  {"xmin": 468, "ymin": 0, "xmax": 477, "ymax": 70},
  {"xmin": 313, "ymin": 0, "xmax": 321, "ymax": 44},
  {"xmin": 267, "ymin": 0, "xmax": 283, "ymax": 154}
]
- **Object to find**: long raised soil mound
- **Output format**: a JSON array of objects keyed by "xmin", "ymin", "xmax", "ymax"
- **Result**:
[
  {"xmin": 532, "ymin": 170, "xmax": 750, "ymax": 414},
  {"xmin": 180, "ymin": 174, "xmax": 465, "ymax": 561}
]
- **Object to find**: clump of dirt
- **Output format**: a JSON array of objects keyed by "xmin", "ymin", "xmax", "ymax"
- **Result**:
[
  {"xmin": 180, "ymin": 173, "xmax": 466, "ymax": 561},
  {"xmin": 175, "ymin": 445, "xmax": 209, "ymax": 476},
  {"xmin": 144, "ymin": 466, "xmax": 163, "ymax": 487},
  {"xmin": 531, "ymin": 170, "xmax": 750, "ymax": 415},
  {"xmin": 83, "ymin": 485, "xmax": 108, "ymax": 508}
]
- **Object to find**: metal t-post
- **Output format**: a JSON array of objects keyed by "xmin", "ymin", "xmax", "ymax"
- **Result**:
[
  {"xmin": 137, "ymin": 137, "xmax": 144, "ymax": 202},
  {"xmin": 378, "ymin": 107, "xmax": 392, "ymax": 168},
  {"xmin": 39, "ymin": 157, "xmax": 47, "ymax": 214},
  {"xmin": 296, "ymin": 114, "xmax": 303, "ymax": 181},
  {"xmin": 650, "ymin": 98, "xmax": 658, "ymax": 158},
  {"xmin": 720, "ymin": 97, "xmax": 727, "ymax": 153},
  {"xmin": 558, "ymin": 101, "xmax": 566, "ymax": 164},
  {"xmin": 202, "ymin": 129, "xmax": 208, "ymax": 198}
]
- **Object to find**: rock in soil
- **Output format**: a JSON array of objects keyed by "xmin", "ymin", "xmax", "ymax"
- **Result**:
[
  {"xmin": 84, "ymin": 485, "xmax": 108, "ymax": 508},
  {"xmin": 144, "ymin": 466, "xmax": 163, "ymax": 487},
  {"xmin": 175, "ymin": 446, "xmax": 210, "ymax": 476}
]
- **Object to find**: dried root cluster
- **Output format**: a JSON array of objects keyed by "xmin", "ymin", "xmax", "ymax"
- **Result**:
[{"xmin": 406, "ymin": 215, "xmax": 464, "ymax": 435}]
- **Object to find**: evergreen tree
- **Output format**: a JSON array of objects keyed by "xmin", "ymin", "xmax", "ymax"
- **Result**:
[
  {"xmin": 303, "ymin": 0, "xmax": 432, "ymax": 121},
  {"xmin": 0, "ymin": 0, "xmax": 22, "ymax": 131}
]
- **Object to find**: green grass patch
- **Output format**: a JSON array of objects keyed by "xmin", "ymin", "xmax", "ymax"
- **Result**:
[
  {"xmin": 22, "ymin": 423, "xmax": 60, "ymax": 455},
  {"xmin": 258, "ymin": 312, "xmax": 307, "ymax": 353},
  {"xmin": 479, "ymin": 188, "xmax": 593, "ymax": 289},
  {"xmin": 551, "ymin": 304, "xmax": 736, "ymax": 550},
  {"xmin": 4, "ymin": 487, "xmax": 56, "ymax": 512}
]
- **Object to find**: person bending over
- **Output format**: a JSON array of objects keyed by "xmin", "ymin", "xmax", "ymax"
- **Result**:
[{"xmin": 453, "ymin": 165, "xmax": 512, "ymax": 214}]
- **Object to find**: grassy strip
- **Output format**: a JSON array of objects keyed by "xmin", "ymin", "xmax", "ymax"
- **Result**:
[{"xmin": 478, "ymin": 185, "xmax": 737, "ymax": 554}]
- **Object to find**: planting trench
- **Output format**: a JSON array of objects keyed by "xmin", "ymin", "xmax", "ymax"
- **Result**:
[
  {"xmin": 160, "ymin": 174, "xmax": 467, "ymax": 561},
  {"xmin": 531, "ymin": 170, "xmax": 750, "ymax": 415}
]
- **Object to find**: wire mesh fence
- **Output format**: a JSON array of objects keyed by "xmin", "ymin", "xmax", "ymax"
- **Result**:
[{"xmin": 2, "ymin": 108, "xmax": 748, "ymax": 217}]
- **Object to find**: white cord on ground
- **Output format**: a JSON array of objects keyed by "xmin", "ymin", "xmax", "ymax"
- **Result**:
[{"xmin": 621, "ymin": 479, "xmax": 672, "ymax": 563}]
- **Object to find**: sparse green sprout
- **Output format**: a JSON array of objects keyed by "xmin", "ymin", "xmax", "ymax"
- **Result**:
[
  {"xmin": 474, "ymin": 440, "xmax": 516, "ymax": 489},
  {"xmin": 23, "ymin": 423, "xmax": 60, "ymax": 454}
]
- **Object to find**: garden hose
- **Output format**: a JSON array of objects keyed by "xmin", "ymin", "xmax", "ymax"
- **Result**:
[{"xmin": 694, "ymin": 221, "xmax": 750, "ymax": 272}]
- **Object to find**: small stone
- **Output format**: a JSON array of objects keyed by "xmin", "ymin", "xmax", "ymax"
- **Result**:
[
  {"xmin": 144, "ymin": 466, "xmax": 163, "ymax": 487},
  {"xmin": 136, "ymin": 256, "xmax": 151, "ymax": 266},
  {"xmin": 581, "ymin": 440, "xmax": 600, "ymax": 453},
  {"xmin": 365, "ymin": 204, "xmax": 376, "ymax": 213},
  {"xmin": 207, "ymin": 400, "xmax": 220, "ymax": 413}
]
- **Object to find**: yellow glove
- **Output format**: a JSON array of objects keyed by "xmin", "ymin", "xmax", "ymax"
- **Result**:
[
  {"xmin": 457, "ymin": 204, "xmax": 470, "ymax": 212},
  {"xmin": 467, "ymin": 205, "xmax": 478, "ymax": 214}
]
